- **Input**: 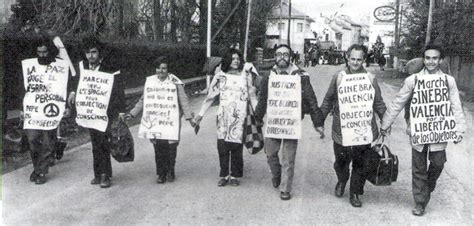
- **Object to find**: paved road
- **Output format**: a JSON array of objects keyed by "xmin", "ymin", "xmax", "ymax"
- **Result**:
[{"xmin": 2, "ymin": 65, "xmax": 473, "ymax": 224}]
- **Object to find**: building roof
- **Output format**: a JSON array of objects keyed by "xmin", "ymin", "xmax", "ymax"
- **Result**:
[
  {"xmin": 268, "ymin": 2, "xmax": 315, "ymax": 23},
  {"xmin": 340, "ymin": 15, "xmax": 362, "ymax": 27},
  {"xmin": 329, "ymin": 22, "xmax": 344, "ymax": 34}
]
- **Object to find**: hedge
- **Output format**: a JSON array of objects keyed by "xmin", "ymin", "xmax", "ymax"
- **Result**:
[{"xmin": 2, "ymin": 35, "xmax": 214, "ymax": 110}]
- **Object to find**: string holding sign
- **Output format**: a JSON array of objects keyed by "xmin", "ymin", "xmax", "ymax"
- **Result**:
[
  {"xmin": 409, "ymin": 74, "xmax": 457, "ymax": 145},
  {"xmin": 337, "ymin": 72, "xmax": 375, "ymax": 146},
  {"xmin": 265, "ymin": 75, "xmax": 302, "ymax": 140},
  {"xmin": 75, "ymin": 61, "xmax": 116, "ymax": 132},
  {"xmin": 138, "ymin": 75, "xmax": 180, "ymax": 141},
  {"xmin": 22, "ymin": 58, "xmax": 69, "ymax": 130}
]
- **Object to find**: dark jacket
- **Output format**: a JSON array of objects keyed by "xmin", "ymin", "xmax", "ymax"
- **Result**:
[
  {"xmin": 319, "ymin": 68, "xmax": 386, "ymax": 145},
  {"xmin": 255, "ymin": 64, "xmax": 323, "ymax": 128},
  {"xmin": 76, "ymin": 60, "xmax": 126, "ymax": 127}
]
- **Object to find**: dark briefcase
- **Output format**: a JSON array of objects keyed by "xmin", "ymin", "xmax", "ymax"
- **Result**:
[{"xmin": 365, "ymin": 139, "xmax": 398, "ymax": 186}]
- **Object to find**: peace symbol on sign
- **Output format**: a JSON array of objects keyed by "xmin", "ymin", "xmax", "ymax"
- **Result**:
[{"xmin": 43, "ymin": 103, "xmax": 60, "ymax": 117}]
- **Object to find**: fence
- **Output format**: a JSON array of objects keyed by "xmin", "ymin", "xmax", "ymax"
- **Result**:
[{"xmin": 446, "ymin": 53, "xmax": 474, "ymax": 94}]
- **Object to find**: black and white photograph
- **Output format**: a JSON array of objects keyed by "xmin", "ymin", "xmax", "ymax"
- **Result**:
[{"xmin": 1, "ymin": 0, "xmax": 473, "ymax": 224}]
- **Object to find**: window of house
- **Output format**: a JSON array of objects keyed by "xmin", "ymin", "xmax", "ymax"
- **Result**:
[
  {"xmin": 297, "ymin": 23, "xmax": 303, "ymax": 32},
  {"xmin": 278, "ymin": 23, "xmax": 285, "ymax": 30}
]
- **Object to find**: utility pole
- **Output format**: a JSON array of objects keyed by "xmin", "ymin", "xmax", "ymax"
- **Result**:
[
  {"xmin": 244, "ymin": 0, "xmax": 252, "ymax": 61},
  {"xmin": 206, "ymin": 0, "xmax": 212, "ymax": 90},
  {"xmin": 287, "ymin": 0, "xmax": 291, "ymax": 46},
  {"xmin": 394, "ymin": 0, "xmax": 400, "ymax": 69},
  {"xmin": 279, "ymin": 0, "xmax": 282, "ymax": 43},
  {"xmin": 425, "ymin": 0, "xmax": 435, "ymax": 47},
  {"xmin": 206, "ymin": 0, "xmax": 212, "ymax": 58}
]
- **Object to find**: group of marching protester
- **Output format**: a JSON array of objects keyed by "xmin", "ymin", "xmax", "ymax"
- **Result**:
[{"xmin": 19, "ymin": 35, "xmax": 465, "ymax": 216}]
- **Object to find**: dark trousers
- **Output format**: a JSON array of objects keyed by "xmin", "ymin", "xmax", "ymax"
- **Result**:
[
  {"xmin": 412, "ymin": 146, "xmax": 446, "ymax": 205},
  {"xmin": 217, "ymin": 139, "xmax": 243, "ymax": 178},
  {"xmin": 152, "ymin": 140, "xmax": 178, "ymax": 177},
  {"xmin": 333, "ymin": 142, "xmax": 370, "ymax": 195},
  {"xmin": 25, "ymin": 129, "xmax": 56, "ymax": 175},
  {"xmin": 90, "ymin": 129, "xmax": 112, "ymax": 178}
]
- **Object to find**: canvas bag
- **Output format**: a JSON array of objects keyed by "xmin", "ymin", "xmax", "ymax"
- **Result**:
[
  {"xmin": 109, "ymin": 120, "xmax": 134, "ymax": 162},
  {"xmin": 244, "ymin": 101, "xmax": 264, "ymax": 154},
  {"xmin": 364, "ymin": 136, "xmax": 399, "ymax": 186}
]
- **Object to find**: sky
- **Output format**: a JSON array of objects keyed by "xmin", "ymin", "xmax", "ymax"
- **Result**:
[{"xmin": 291, "ymin": 0, "xmax": 393, "ymax": 25}]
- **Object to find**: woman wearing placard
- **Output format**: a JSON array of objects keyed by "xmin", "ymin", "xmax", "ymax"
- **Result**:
[
  {"xmin": 194, "ymin": 49, "xmax": 258, "ymax": 187},
  {"xmin": 124, "ymin": 56, "xmax": 196, "ymax": 184}
]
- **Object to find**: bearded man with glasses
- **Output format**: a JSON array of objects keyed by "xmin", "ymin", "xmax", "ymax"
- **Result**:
[{"xmin": 255, "ymin": 44, "xmax": 324, "ymax": 200}]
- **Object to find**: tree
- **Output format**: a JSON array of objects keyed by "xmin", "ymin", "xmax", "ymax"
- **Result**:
[
  {"xmin": 401, "ymin": 0, "xmax": 474, "ymax": 57},
  {"xmin": 6, "ymin": 0, "xmax": 279, "ymax": 49}
]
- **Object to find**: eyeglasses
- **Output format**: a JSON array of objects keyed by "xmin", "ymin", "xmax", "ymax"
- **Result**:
[{"xmin": 275, "ymin": 52, "xmax": 290, "ymax": 58}]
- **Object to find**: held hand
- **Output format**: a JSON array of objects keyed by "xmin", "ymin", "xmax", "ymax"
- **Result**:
[
  {"xmin": 380, "ymin": 126, "xmax": 391, "ymax": 136},
  {"xmin": 63, "ymin": 108, "xmax": 71, "ymax": 118},
  {"xmin": 68, "ymin": 92, "xmax": 76, "ymax": 106},
  {"xmin": 454, "ymin": 134, "xmax": 463, "ymax": 144},
  {"xmin": 119, "ymin": 113, "xmax": 132, "ymax": 122},
  {"xmin": 19, "ymin": 111, "xmax": 24, "ymax": 121},
  {"xmin": 189, "ymin": 118, "xmax": 197, "ymax": 128},
  {"xmin": 315, "ymin": 126, "xmax": 325, "ymax": 139},
  {"xmin": 194, "ymin": 115, "xmax": 203, "ymax": 126}
]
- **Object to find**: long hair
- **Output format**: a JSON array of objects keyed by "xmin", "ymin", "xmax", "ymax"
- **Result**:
[
  {"xmin": 221, "ymin": 49, "xmax": 244, "ymax": 73},
  {"xmin": 81, "ymin": 36, "xmax": 104, "ymax": 53},
  {"xmin": 34, "ymin": 37, "xmax": 59, "ymax": 58}
]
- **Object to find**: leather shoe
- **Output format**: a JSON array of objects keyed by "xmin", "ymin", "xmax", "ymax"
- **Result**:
[
  {"xmin": 412, "ymin": 203, "xmax": 425, "ymax": 216},
  {"xmin": 272, "ymin": 176, "xmax": 281, "ymax": 188},
  {"xmin": 280, "ymin": 192, "xmax": 291, "ymax": 200},
  {"xmin": 229, "ymin": 178, "xmax": 240, "ymax": 186},
  {"xmin": 30, "ymin": 171, "xmax": 38, "ymax": 182},
  {"xmin": 100, "ymin": 174, "xmax": 111, "ymax": 188},
  {"xmin": 49, "ymin": 158, "xmax": 55, "ymax": 167},
  {"xmin": 335, "ymin": 181, "xmax": 346, "ymax": 197},
  {"xmin": 217, "ymin": 178, "xmax": 228, "ymax": 187},
  {"xmin": 157, "ymin": 175, "xmax": 166, "ymax": 184},
  {"xmin": 56, "ymin": 141, "xmax": 66, "ymax": 160},
  {"xmin": 349, "ymin": 194, "xmax": 362, "ymax": 207},
  {"xmin": 91, "ymin": 177, "xmax": 100, "ymax": 185},
  {"xmin": 166, "ymin": 172, "xmax": 175, "ymax": 182},
  {"xmin": 35, "ymin": 174, "xmax": 47, "ymax": 185},
  {"xmin": 423, "ymin": 194, "xmax": 431, "ymax": 208}
]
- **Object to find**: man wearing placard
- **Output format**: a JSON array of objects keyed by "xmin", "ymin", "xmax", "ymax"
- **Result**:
[
  {"xmin": 381, "ymin": 44, "xmax": 465, "ymax": 216},
  {"xmin": 320, "ymin": 44, "xmax": 387, "ymax": 207},
  {"xmin": 125, "ymin": 56, "xmax": 195, "ymax": 184},
  {"xmin": 69, "ymin": 37, "xmax": 126, "ymax": 188},
  {"xmin": 255, "ymin": 44, "xmax": 324, "ymax": 200},
  {"xmin": 21, "ymin": 38, "xmax": 71, "ymax": 184}
]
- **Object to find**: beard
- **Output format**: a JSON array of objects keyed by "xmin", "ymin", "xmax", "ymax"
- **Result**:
[
  {"xmin": 38, "ymin": 56, "xmax": 53, "ymax": 65},
  {"xmin": 276, "ymin": 58, "xmax": 290, "ymax": 68}
]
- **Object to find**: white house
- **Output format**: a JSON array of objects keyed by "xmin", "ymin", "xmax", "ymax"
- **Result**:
[
  {"xmin": 314, "ymin": 14, "xmax": 367, "ymax": 51},
  {"xmin": 265, "ymin": 1, "xmax": 316, "ymax": 54}
]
